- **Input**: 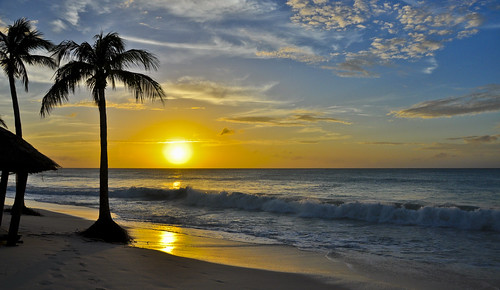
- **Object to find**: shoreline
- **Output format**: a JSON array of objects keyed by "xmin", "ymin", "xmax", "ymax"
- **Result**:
[
  {"xmin": 1, "ymin": 199, "xmax": 362, "ymax": 289},
  {"xmin": 12, "ymin": 199, "xmax": 351, "ymax": 276},
  {"xmin": 3, "ymin": 199, "xmax": 498, "ymax": 289},
  {"xmin": 0, "ymin": 205, "xmax": 349, "ymax": 289}
]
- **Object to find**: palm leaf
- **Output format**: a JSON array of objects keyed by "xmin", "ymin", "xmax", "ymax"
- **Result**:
[{"xmin": 111, "ymin": 70, "xmax": 165, "ymax": 102}]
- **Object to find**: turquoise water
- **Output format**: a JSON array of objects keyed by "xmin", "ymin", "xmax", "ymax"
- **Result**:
[{"xmin": 8, "ymin": 168, "xmax": 500, "ymax": 286}]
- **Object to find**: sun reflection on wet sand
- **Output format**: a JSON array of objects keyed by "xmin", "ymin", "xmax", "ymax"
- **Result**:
[
  {"xmin": 160, "ymin": 231, "xmax": 177, "ymax": 254},
  {"xmin": 126, "ymin": 223, "xmax": 347, "ymax": 278}
]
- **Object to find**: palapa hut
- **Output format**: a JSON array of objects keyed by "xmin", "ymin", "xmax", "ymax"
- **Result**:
[
  {"xmin": 0, "ymin": 126, "xmax": 60, "ymax": 245},
  {"xmin": 0, "ymin": 127, "xmax": 60, "ymax": 174}
]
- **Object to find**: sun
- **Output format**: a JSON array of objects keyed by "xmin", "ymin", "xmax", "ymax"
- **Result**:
[{"xmin": 163, "ymin": 141, "xmax": 192, "ymax": 165}]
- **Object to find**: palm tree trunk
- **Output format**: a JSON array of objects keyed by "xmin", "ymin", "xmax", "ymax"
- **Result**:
[
  {"xmin": 0, "ymin": 171, "xmax": 8, "ymax": 227},
  {"xmin": 7, "ymin": 72, "xmax": 29, "ymax": 245},
  {"xmin": 98, "ymin": 89, "xmax": 112, "ymax": 222},
  {"xmin": 80, "ymin": 88, "xmax": 129, "ymax": 243},
  {"xmin": 8, "ymin": 73, "xmax": 22, "ymax": 138},
  {"xmin": 7, "ymin": 171, "xmax": 27, "ymax": 246}
]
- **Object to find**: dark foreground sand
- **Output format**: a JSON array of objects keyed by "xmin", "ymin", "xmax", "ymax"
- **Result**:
[{"xmin": 0, "ymin": 207, "xmax": 348, "ymax": 289}]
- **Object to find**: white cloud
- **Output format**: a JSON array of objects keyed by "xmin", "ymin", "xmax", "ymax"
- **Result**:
[
  {"xmin": 51, "ymin": 0, "xmax": 113, "ymax": 28},
  {"xmin": 51, "ymin": 19, "xmax": 67, "ymax": 33},
  {"xmin": 422, "ymin": 57, "xmax": 438, "ymax": 74},
  {"xmin": 284, "ymin": 0, "xmax": 489, "ymax": 75},
  {"xmin": 287, "ymin": 0, "xmax": 373, "ymax": 31}
]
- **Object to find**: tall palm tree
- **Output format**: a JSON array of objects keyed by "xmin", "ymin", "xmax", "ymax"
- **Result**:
[
  {"xmin": 41, "ymin": 32, "xmax": 165, "ymax": 242},
  {"xmin": 0, "ymin": 18, "xmax": 55, "ymax": 243},
  {"xmin": 1, "ymin": 18, "xmax": 55, "ymax": 137}
]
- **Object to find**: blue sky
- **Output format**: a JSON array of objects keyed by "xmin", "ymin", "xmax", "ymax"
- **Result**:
[{"xmin": 1, "ymin": 0, "xmax": 499, "ymax": 168}]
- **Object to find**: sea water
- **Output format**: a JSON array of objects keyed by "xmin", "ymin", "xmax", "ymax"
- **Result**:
[{"xmin": 7, "ymin": 168, "xmax": 500, "ymax": 286}]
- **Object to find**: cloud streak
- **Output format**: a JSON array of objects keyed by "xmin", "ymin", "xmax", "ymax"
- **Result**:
[
  {"xmin": 447, "ymin": 135, "xmax": 500, "ymax": 144},
  {"xmin": 164, "ymin": 76, "xmax": 279, "ymax": 105},
  {"xmin": 256, "ymin": 46, "xmax": 326, "ymax": 64},
  {"xmin": 390, "ymin": 85, "xmax": 500, "ymax": 118},
  {"xmin": 130, "ymin": 0, "xmax": 277, "ymax": 22},
  {"xmin": 220, "ymin": 110, "xmax": 351, "ymax": 127}
]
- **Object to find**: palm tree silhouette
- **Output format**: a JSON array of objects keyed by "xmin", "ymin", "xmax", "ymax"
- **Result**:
[
  {"xmin": 0, "ymin": 18, "xmax": 55, "ymax": 242},
  {"xmin": 41, "ymin": 32, "xmax": 165, "ymax": 242}
]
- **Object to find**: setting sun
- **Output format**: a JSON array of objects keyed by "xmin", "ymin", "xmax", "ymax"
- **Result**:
[{"xmin": 163, "ymin": 141, "xmax": 193, "ymax": 165}]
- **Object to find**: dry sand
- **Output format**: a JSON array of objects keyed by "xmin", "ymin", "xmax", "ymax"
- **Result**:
[{"xmin": 0, "ymin": 207, "xmax": 348, "ymax": 289}]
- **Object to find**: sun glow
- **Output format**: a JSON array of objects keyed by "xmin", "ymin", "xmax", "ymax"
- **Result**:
[{"xmin": 163, "ymin": 141, "xmax": 193, "ymax": 165}]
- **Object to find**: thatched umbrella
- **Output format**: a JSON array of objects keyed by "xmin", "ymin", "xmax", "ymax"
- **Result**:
[
  {"xmin": 0, "ymin": 127, "xmax": 60, "ymax": 245},
  {"xmin": 0, "ymin": 127, "xmax": 60, "ymax": 173}
]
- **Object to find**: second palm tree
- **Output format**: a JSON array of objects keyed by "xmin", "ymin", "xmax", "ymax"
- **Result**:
[{"xmin": 41, "ymin": 32, "xmax": 165, "ymax": 243}]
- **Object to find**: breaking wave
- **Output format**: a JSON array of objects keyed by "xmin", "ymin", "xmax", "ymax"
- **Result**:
[
  {"xmin": 17, "ymin": 185, "xmax": 500, "ymax": 232},
  {"xmin": 110, "ymin": 186, "xmax": 500, "ymax": 232}
]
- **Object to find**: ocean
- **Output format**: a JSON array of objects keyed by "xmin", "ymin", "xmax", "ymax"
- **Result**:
[{"xmin": 6, "ymin": 168, "xmax": 500, "ymax": 287}]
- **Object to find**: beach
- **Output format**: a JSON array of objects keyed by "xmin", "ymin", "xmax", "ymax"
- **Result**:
[
  {"xmin": 0, "ymin": 204, "xmax": 347, "ymax": 290},
  {"xmin": 2, "ymin": 169, "xmax": 499, "ymax": 289}
]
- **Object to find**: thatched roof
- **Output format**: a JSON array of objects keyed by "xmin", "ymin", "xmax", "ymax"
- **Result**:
[{"xmin": 0, "ymin": 127, "xmax": 60, "ymax": 173}]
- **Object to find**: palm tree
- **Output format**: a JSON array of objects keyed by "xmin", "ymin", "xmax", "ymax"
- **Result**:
[
  {"xmin": 0, "ymin": 18, "xmax": 55, "ymax": 137},
  {"xmin": 0, "ymin": 18, "xmax": 55, "ymax": 241},
  {"xmin": 41, "ymin": 32, "xmax": 165, "ymax": 243}
]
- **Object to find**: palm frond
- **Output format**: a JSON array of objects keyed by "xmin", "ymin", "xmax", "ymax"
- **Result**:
[
  {"xmin": 112, "ymin": 49, "xmax": 160, "ymax": 71},
  {"xmin": 96, "ymin": 32, "xmax": 125, "ymax": 55},
  {"xmin": 13, "ymin": 56, "xmax": 29, "ymax": 91},
  {"xmin": 111, "ymin": 70, "xmax": 165, "ymax": 103},
  {"xmin": 22, "ymin": 54, "xmax": 57, "ymax": 70},
  {"xmin": 43, "ymin": 31, "xmax": 165, "ymax": 115},
  {"xmin": 52, "ymin": 40, "xmax": 80, "ymax": 64},
  {"xmin": 75, "ymin": 42, "xmax": 95, "ymax": 63},
  {"xmin": 41, "ymin": 61, "xmax": 94, "ymax": 116},
  {"xmin": 19, "ymin": 31, "xmax": 54, "ymax": 52}
]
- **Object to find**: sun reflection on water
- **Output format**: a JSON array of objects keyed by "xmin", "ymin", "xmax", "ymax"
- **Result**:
[{"xmin": 172, "ymin": 181, "xmax": 181, "ymax": 189}]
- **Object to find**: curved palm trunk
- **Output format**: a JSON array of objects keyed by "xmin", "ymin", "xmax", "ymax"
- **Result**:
[
  {"xmin": 98, "ymin": 89, "xmax": 112, "ymax": 222},
  {"xmin": 7, "ymin": 72, "xmax": 29, "ymax": 246}
]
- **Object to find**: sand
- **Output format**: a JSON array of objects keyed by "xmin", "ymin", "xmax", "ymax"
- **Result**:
[{"xmin": 0, "ymin": 204, "xmax": 349, "ymax": 289}]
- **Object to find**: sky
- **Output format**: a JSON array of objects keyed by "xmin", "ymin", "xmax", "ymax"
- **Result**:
[{"xmin": 0, "ymin": 0, "xmax": 499, "ymax": 168}]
